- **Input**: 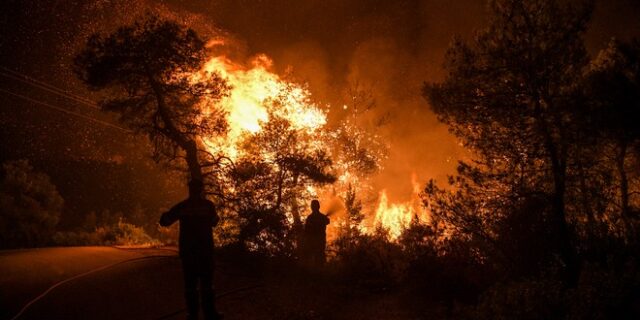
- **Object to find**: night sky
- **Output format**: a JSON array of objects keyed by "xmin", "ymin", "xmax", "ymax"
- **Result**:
[{"xmin": 1, "ymin": 0, "xmax": 640, "ymax": 225}]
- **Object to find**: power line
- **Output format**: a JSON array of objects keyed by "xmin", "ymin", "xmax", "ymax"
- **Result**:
[
  {"xmin": 0, "ymin": 66, "xmax": 97, "ymax": 105},
  {"xmin": 0, "ymin": 69, "xmax": 99, "ymax": 110},
  {"xmin": 0, "ymin": 88, "xmax": 131, "ymax": 133}
]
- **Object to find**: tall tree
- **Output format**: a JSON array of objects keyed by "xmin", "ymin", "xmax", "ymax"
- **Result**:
[
  {"xmin": 227, "ymin": 105, "xmax": 335, "ymax": 253},
  {"xmin": 585, "ymin": 39, "xmax": 640, "ymax": 237},
  {"xmin": 343, "ymin": 184, "xmax": 365, "ymax": 234},
  {"xmin": 0, "ymin": 160, "xmax": 63, "ymax": 248},
  {"xmin": 423, "ymin": 0, "xmax": 593, "ymax": 284},
  {"xmin": 74, "ymin": 15, "xmax": 229, "ymax": 182}
]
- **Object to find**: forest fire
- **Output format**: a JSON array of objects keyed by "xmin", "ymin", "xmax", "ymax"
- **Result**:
[
  {"xmin": 4, "ymin": 1, "xmax": 640, "ymax": 319},
  {"xmin": 374, "ymin": 175, "xmax": 428, "ymax": 238},
  {"xmin": 194, "ymin": 47, "xmax": 421, "ymax": 238},
  {"xmin": 195, "ymin": 53, "xmax": 326, "ymax": 159}
]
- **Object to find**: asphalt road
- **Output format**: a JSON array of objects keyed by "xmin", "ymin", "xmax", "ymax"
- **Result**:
[
  {"xmin": 1, "ymin": 247, "xmax": 421, "ymax": 320},
  {"xmin": 1, "ymin": 247, "xmax": 265, "ymax": 320}
]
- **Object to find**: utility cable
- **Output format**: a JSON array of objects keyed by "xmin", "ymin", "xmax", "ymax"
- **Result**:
[
  {"xmin": 0, "ymin": 66, "xmax": 97, "ymax": 108},
  {"xmin": 0, "ymin": 88, "xmax": 131, "ymax": 133}
]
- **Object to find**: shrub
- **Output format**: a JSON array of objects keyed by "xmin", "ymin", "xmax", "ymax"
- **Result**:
[
  {"xmin": 113, "ymin": 220, "xmax": 158, "ymax": 246},
  {"xmin": 0, "ymin": 160, "xmax": 63, "ymax": 248},
  {"xmin": 331, "ymin": 227, "xmax": 405, "ymax": 288},
  {"xmin": 54, "ymin": 219, "xmax": 159, "ymax": 246},
  {"xmin": 470, "ymin": 278, "xmax": 565, "ymax": 320}
]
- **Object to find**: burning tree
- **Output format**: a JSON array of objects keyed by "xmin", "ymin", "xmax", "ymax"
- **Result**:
[
  {"xmin": 73, "ymin": 15, "xmax": 395, "ymax": 253},
  {"xmin": 74, "ymin": 15, "xmax": 229, "ymax": 183},
  {"xmin": 343, "ymin": 184, "xmax": 365, "ymax": 235},
  {"xmin": 332, "ymin": 83, "xmax": 388, "ymax": 191},
  {"xmin": 217, "ymin": 84, "xmax": 336, "ymax": 252}
]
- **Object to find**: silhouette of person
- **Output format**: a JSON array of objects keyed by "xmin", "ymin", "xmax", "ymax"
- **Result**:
[
  {"xmin": 160, "ymin": 179, "xmax": 222, "ymax": 320},
  {"xmin": 304, "ymin": 199, "xmax": 330, "ymax": 265}
]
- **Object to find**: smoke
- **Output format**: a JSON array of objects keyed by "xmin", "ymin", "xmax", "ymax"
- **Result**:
[
  {"xmin": 180, "ymin": 0, "xmax": 487, "ymax": 203},
  {"xmin": 166, "ymin": 0, "xmax": 637, "ymax": 205},
  {"xmin": 73, "ymin": 0, "xmax": 640, "ymax": 203},
  {"xmin": 3, "ymin": 0, "xmax": 639, "ymax": 221}
]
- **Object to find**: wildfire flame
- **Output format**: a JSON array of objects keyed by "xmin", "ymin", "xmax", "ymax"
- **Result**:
[
  {"xmin": 374, "ymin": 174, "xmax": 428, "ymax": 239},
  {"xmin": 196, "ymin": 54, "xmax": 326, "ymax": 159},
  {"xmin": 194, "ymin": 44, "xmax": 426, "ymax": 240}
]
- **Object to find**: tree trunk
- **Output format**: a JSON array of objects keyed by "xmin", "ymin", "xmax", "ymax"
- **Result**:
[
  {"xmin": 147, "ymin": 70, "xmax": 203, "ymax": 181},
  {"xmin": 274, "ymin": 168, "xmax": 284, "ymax": 212},
  {"xmin": 617, "ymin": 140, "xmax": 631, "ymax": 237},
  {"xmin": 185, "ymin": 140, "xmax": 203, "ymax": 181},
  {"xmin": 290, "ymin": 174, "xmax": 302, "ymax": 227},
  {"xmin": 577, "ymin": 161, "xmax": 595, "ymax": 234},
  {"xmin": 534, "ymin": 97, "xmax": 578, "ymax": 286}
]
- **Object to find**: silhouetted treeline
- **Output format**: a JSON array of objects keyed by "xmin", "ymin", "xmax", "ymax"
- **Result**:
[
  {"xmin": 414, "ymin": 0, "xmax": 640, "ymax": 318},
  {"xmin": 0, "ymin": 159, "xmax": 173, "ymax": 248}
]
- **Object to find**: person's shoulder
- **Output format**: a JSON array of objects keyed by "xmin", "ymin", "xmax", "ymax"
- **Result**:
[
  {"xmin": 174, "ymin": 199, "xmax": 189, "ymax": 209},
  {"xmin": 200, "ymin": 198, "xmax": 216, "ymax": 209},
  {"xmin": 310, "ymin": 212, "xmax": 328, "ymax": 220}
]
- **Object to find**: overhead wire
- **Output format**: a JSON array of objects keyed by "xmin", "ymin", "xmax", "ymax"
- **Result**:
[
  {"xmin": 0, "ymin": 66, "xmax": 98, "ymax": 108},
  {"xmin": 0, "ymin": 66, "xmax": 132, "ymax": 133},
  {"xmin": 0, "ymin": 88, "xmax": 131, "ymax": 133},
  {"xmin": 0, "ymin": 71, "xmax": 100, "ymax": 110}
]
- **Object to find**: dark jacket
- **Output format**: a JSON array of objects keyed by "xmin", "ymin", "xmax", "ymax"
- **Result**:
[
  {"xmin": 304, "ymin": 211, "xmax": 330, "ymax": 246},
  {"xmin": 160, "ymin": 197, "xmax": 219, "ymax": 256}
]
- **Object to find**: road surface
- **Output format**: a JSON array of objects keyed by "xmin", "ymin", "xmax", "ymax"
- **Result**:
[
  {"xmin": 1, "ymin": 247, "xmax": 263, "ymax": 320},
  {"xmin": 1, "ymin": 246, "xmax": 423, "ymax": 319}
]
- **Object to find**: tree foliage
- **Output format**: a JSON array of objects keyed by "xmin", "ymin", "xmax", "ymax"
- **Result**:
[
  {"xmin": 343, "ymin": 184, "xmax": 364, "ymax": 233},
  {"xmin": 584, "ymin": 39, "xmax": 640, "ymax": 236},
  {"xmin": 222, "ymin": 95, "xmax": 336, "ymax": 254},
  {"xmin": 74, "ymin": 15, "xmax": 229, "ymax": 181},
  {"xmin": 0, "ymin": 160, "xmax": 63, "ymax": 248},
  {"xmin": 424, "ymin": 0, "xmax": 594, "ymax": 283}
]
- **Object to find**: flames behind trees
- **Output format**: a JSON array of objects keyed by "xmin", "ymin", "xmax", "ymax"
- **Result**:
[
  {"xmin": 74, "ymin": 15, "xmax": 425, "ymax": 247},
  {"xmin": 11, "ymin": 1, "xmax": 640, "ymax": 318},
  {"xmin": 194, "ymin": 45, "xmax": 424, "ymax": 241}
]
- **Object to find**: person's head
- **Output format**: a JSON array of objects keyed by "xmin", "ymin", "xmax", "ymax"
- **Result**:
[
  {"xmin": 311, "ymin": 199, "xmax": 320, "ymax": 212},
  {"xmin": 188, "ymin": 179, "xmax": 204, "ymax": 199}
]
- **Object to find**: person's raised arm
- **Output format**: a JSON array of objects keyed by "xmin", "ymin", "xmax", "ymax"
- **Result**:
[
  {"xmin": 159, "ymin": 203, "xmax": 182, "ymax": 227},
  {"xmin": 211, "ymin": 202, "xmax": 220, "ymax": 227}
]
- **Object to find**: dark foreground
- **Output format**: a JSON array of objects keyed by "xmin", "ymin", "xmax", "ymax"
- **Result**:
[{"xmin": 0, "ymin": 247, "xmax": 431, "ymax": 320}]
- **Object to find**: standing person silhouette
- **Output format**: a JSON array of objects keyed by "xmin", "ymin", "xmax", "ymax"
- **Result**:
[
  {"xmin": 304, "ymin": 199, "xmax": 330, "ymax": 265},
  {"xmin": 160, "ymin": 179, "xmax": 222, "ymax": 320}
]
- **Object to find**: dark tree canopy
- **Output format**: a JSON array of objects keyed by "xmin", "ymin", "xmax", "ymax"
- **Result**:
[
  {"xmin": 227, "ymin": 108, "xmax": 336, "ymax": 253},
  {"xmin": 0, "ymin": 160, "xmax": 63, "ymax": 248},
  {"xmin": 423, "ymin": 0, "xmax": 594, "ymax": 284},
  {"xmin": 587, "ymin": 39, "xmax": 640, "ymax": 144},
  {"xmin": 585, "ymin": 39, "xmax": 640, "ymax": 234},
  {"xmin": 74, "ymin": 15, "xmax": 229, "ymax": 182}
]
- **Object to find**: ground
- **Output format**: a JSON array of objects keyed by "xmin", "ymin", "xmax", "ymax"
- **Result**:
[{"xmin": 0, "ymin": 247, "xmax": 436, "ymax": 320}]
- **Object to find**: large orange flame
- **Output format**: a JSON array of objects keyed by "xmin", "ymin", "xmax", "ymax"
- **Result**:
[
  {"xmin": 374, "ymin": 174, "xmax": 428, "ymax": 239},
  {"xmin": 196, "ymin": 54, "xmax": 326, "ymax": 159},
  {"xmin": 194, "ymin": 45, "xmax": 427, "ymax": 240}
]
